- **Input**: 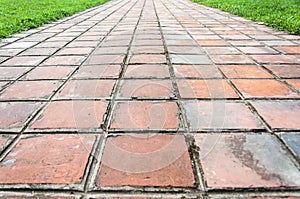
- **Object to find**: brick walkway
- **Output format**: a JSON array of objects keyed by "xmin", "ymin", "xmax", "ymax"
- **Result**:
[{"xmin": 0, "ymin": 0, "xmax": 300, "ymax": 198}]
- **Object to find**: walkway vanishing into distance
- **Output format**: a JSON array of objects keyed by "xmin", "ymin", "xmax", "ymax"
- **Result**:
[{"xmin": 0, "ymin": 0, "xmax": 300, "ymax": 198}]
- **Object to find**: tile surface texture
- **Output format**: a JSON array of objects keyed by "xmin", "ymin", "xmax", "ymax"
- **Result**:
[{"xmin": 0, "ymin": 0, "xmax": 299, "ymax": 198}]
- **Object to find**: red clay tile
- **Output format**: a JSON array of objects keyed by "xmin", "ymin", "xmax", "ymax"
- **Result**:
[
  {"xmin": 183, "ymin": 101, "xmax": 263, "ymax": 130},
  {"xmin": 251, "ymin": 100, "xmax": 300, "ymax": 129},
  {"xmin": 232, "ymin": 80, "xmax": 298, "ymax": 98},
  {"xmin": 274, "ymin": 46, "xmax": 300, "ymax": 54},
  {"xmin": 177, "ymin": 80, "xmax": 238, "ymax": 99},
  {"xmin": 23, "ymin": 66, "xmax": 75, "ymax": 80},
  {"xmin": 76, "ymin": 35, "xmax": 103, "ymax": 41},
  {"xmin": 286, "ymin": 79, "xmax": 300, "ymax": 91},
  {"xmin": 0, "ymin": 49, "xmax": 24, "ymax": 57},
  {"xmin": 94, "ymin": 46, "xmax": 128, "ymax": 54},
  {"xmin": 35, "ymin": 41, "xmax": 68, "ymax": 48},
  {"xmin": 204, "ymin": 47, "xmax": 240, "ymax": 54},
  {"xmin": 195, "ymin": 35, "xmax": 221, "ymax": 40},
  {"xmin": 102, "ymin": 40, "xmax": 130, "ymax": 47},
  {"xmin": 135, "ymin": 34, "xmax": 161, "ymax": 40},
  {"xmin": 170, "ymin": 54, "xmax": 212, "ymax": 64},
  {"xmin": 55, "ymin": 47, "xmax": 93, "ymax": 55},
  {"xmin": 66, "ymin": 41, "xmax": 99, "ymax": 48},
  {"xmin": 174, "ymin": 65, "xmax": 222, "ymax": 78},
  {"xmin": 197, "ymin": 40, "xmax": 229, "ymax": 46},
  {"xmin": 117, "ymin": 80, "xmax": 174, "ymax": 99},
  {"xmin": 30, "ymin": 101, "xmax": 107, "ymax": 129},
  {"xmin": 130, "ymin": 54, "xmax": 166, "ymax": 64},
  {"xmin": 194, "ymin": 133, "xmax": 300, "ymax": 188},
  {"xmin": 110, "ymin": 101, "xmax": 180, "ymax": 130},
  {"xmin": 73, "ymin": 65, "xmax": 121, "ymax": 79},
  {"xmin": 166, "ymin": 39, "xmax": 197, "ymax": 46},
  {"xmin": 250, "ymin": 34, "xmax": 281, "ymax": 40},
  {"xmin": 0, "ymin": 80, "xmax": 60, "ymax": 99},
  {"xmin": 124, "ymin": 64, "xmax": 170, "ymax": 78},
  {"xmin": 228, "ymin": 40, "xmax": 263, "ymax": 46},
  {"xmin": 265, "ymin": 65, "xmax": 300, "ymax": 78},
  {"xmin": 220, "ymin": 34, "xmax": 251, "ymax": 40},
  {"xmin": 0, "ymin": 102, "xmax": 41, "ymax": 129},
  {"xmin": 132, "ymin": 40, "xmax": 163, "ymax": 46},
  {"xmin": 46, "ymin": 37, "xmax": 75, "ymax": 42},
  {"xmin": 2, "ymin": 56, "xmax": 47, "ymax": 66},
  {"xmin": 131, "ymin": 46, "xmax": 165, "ymax": 54},
  {"xmin": 3, "ymin": 42, "xmax": 38, "ymax": 49},
  {"xmin": 0, "ymin": 67, "xmax": 31, "ymax": 80},
  {"xmin": 42, "ymin": 56, "xmax": 86, "ymax": 66},
  {"xmin": 219, "ymin": 65, "xmax": 273, "ymax": 78},
  {"xmin": 57, "ymin": 80, "xmax": 115, "ymax": 99},
  {"xmin": 210, "ymin": 55, "xmax": 254, "ymax": 64},
  {"xmin": 0, "ymin": 134, "xmax": 95, "ymax": 184},
  {"xmin": 167, "ymin": 46, "xmax": 204, "ymax": 54},
  {"xmin": 20, "ymin": 48, "xmax": 58, "ymax": 56},
  {"xmin": 97, "ymin": 134, "xmax": 194, "ymax": 187},
  {"xmin": 237, "ymin": 46, "xmax": 278, "ymax": 54},
  {"xmin": 250, "ymin": 55, "xmax": 297, "ymax": 64},
  {"xmin": 106, "ymin": 35, "xmax": 133, "ymax": 41},
  {"xmin": 86, "ymin": 55, "xmax": 125, "ymax": 65}
]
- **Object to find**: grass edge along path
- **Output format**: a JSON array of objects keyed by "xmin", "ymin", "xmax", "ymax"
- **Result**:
[
  {"xmin": 192, "ymin": 0, "xmax": 300, "ymax": 35},
  {"xmin": 0, "ymin": 0, "xmax": 110, "ymax": 39}
]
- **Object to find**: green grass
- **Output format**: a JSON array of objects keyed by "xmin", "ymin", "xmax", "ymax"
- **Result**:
[
  {"xmin": 192, "ymin": 0, "xmax": 300, "ymax": 35},
  {"xmin": 0, "ymin": 0, "xmax": 109, "ymax": 38}
]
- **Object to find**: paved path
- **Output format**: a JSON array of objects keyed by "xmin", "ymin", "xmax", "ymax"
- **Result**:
[{"xmin": 0, "ymin": 0, "xmax": 300, "ymax": 198}]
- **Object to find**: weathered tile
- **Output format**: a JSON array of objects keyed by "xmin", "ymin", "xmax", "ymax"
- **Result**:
[
  {"xmin": 23, "ymin": 66, "xmax": 74, "ymax": 80},
  {"xmin": 130, "ymin": 54, "xmax": 166, "ymax": 64},
  {"xmin": 265, "ymin": 65, "xmax": 300, "ymax": 78},
  {"xmin": 232, "ymin": 80, "xmax": 298, "ymax": 98},
  {"xmin": 30, "ymin": 101, "xmax": 107, "ymax": 129},
  {"xmin": 219, "ymin": 65, "xmax": 273, "ymax": 78},
  {"xmin": 117, "ymin": 80, "xmax": 174, "ymax": 99},
  {"xmin": 194, "ymin": 134, "xmax": 300, "ymax": 188},
  {"xmin": 184, "ymin": 101, "xmax": 263, "ymax": 130},
  {"xmin": 2, "ymin": 56, "xmax": 47, "ymax": 66},
  {"xmin": 251, "ymin": 100, "xmax": 300, "ymax": 130},
  {"xmin": 97, "ymin": 134, "xmax": 194, "ymax": 187},
  {"xmin": 42, "ymin": 56, "xmax": 85, "ymax": 66},
  {"xmin": 0, "ymin": 81, "xmax": 60, "ymax": 100},
  {"xmin": 0, "ymin": 67, "xmax": 31, "ymax": 80},
  {"xmin": 0, "ymin": 134, "xmax": 95, "ymax": 184},
  {"xmin": 170, "ymin": 54, "xmax": 212, "ymax": 65},
  {"xmin": 57, "ymin": 80, "xmax": 115, "ymax": 99},
  {"xmin": 0, "ymin": 102, "xmax": 42, "ymax": 130},
  {"xmin": 73, "ymin": 65, "xmax": 121, "ymax": 79},
  {"xmin": 177, "ymin": 80, "xmax": 238, "ymax": 99},
  {"xmin": 174, "ymin": 65, "xmax": 222, "ymax": 78},
  {"xmin": 210, "ymin": 55, "xmax": 254, "ymax": 64},
  {"xmin": 125, "ymin": 64, "xmax": 170, "ymax": 78},
  {"xmin": 110, "ymin": 101, "xmax": 181, "ymax": 130}
]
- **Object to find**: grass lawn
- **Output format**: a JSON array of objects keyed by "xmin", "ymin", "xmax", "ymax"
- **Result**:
[
  {"xmin": 192, "ymin": 0, "xmax": 300, "ymax": 35},
  {"xmin": 0, "ymin": 0, "xmax": 109, "ymax": 38}
]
